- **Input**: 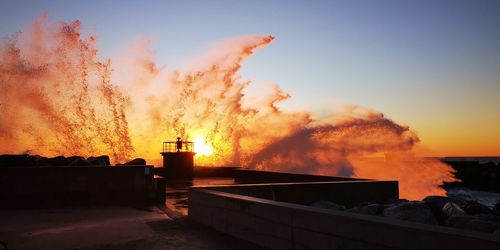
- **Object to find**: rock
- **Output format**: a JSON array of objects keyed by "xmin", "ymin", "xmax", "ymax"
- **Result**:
[
  {"xmin": 442, "ymin": 202, "xmax": 466, "ymax": 218},
  {"xmin": 0, "ymin": 154, "xmax": 111, "ymax": 167},
  {"xmin": 311, "ymin": 200, "xmax": 346, "ymax": 211},
  {"xmin": 423, "ymin": 196, "xmax": 467, "ymax": 209},
  {"xmin": 68, "ymin": 157, "xmax": 91, "ymax": 166},
  {"xmin": 29, "ymin": 155, "xmax": 48, "ymax": 166},
  {"xmin": 461, "ymin": 200, "xmax": 492, "ymax": 214},
  {"xmin": 383, "ymin": 201, "xmax": 438, "ymax": 225},
  {"xmin": 123, "ymin": 158, "xmax": 146, "ymax": 165},
  {"xmin": 347, "ymin": 203, "xmax": 388, "ymax": 216},
  {"xmin": 45, "ymin": 156, "xmax": 70, "ymax": 166},
  {"xmin": 473, "ymin": 213, "xmax": 500, "ymax": 225},
  {"xmin": 493, "ymin": 202, "xmax": 500, "ymax": 215},
  {"xmin": 445, "ymin": 214, "xmax": 500, "ymax": 233},
  {"xmin": 354, "ymin": 201, "xmax": 375, "ymax": 207},
  {"xmin": 385, "ymin": 198, "xmax": 410, "ymax": 204},
  {"xmin": 36, "ymin": 156, "xmax": 51, "ymax": 166},
  {"xmin": 0, "ymin": 154, "xmax": 36, "ymax": 167},
  {"xmin": 67, "ymin": 156, "xmax": 84, "ymax": 163},
  {"xmin": 87, "ymin": 155, "xmax": 110, "ymax": 166},
  {"xmin": 347, "ymin": 206, "xmax": 376, "ymax": 216},
  {"xmin": 423, "ymin": 196, "xmax": 467, "ymax": 223}
]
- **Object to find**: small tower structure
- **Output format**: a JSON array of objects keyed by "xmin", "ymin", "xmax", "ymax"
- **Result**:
[{"xmin": 160, "ymin": 138, "xmax": 195, "ymax": 179}]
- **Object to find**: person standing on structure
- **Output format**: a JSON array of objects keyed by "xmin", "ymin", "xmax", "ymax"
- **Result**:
[{"xmin": 176, "ymin": 137, "xmax": 182, "ymax": 152}]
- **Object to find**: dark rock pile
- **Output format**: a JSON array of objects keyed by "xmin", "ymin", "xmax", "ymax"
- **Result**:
[
  {"xmin": 443, "ymin": 160, "xmax": 500, "ymax": 192},
  {"xmin": 0, "ymin": 154, "xmax": 149, "ymax": 167},
  {"xmin": 0, "ymin": 154, "xmax": 110, "ymax": 167},
  {"xmin": 383, "ymin": 201, "xmax": 438, "ymax": 225},
  {"xmin": 310, "ymin": 196, "xmax": 500, "ymax": 234},
  {"xmin": 311, "ymin": 200, "xmax": 346, "ymax": 210},
  {"xmin": 117, "ymin": 158, "xmax": 147, "ymax": 166}
]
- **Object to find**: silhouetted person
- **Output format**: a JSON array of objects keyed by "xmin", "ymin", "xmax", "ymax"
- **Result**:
[{"xmin": 176, "ymin": 137, "xmax": 182, "ymax": 152}]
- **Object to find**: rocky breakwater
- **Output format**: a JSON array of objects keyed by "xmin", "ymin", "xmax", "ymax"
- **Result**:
[
  {"xmin": 443, "ymin": 160, "xmax": 500, "ymax": 192},
  {"xmin": 0, "ymin": 154, "xmax": 148, "ymax": 167},
  {"xmin": 312, "ymin": 196, "xmax": 500, "ymax": 234},
  {"xmin": 0, "ymin": 154, "xmax": 111, "ymax": 167}
]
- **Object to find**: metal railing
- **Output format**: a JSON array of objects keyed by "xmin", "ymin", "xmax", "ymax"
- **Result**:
[{"xmin": 162, "ymin": 141, "xmax": 194, "ymax": 153}]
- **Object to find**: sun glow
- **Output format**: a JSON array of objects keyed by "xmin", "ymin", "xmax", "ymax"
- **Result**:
[{"xmin": 193, "ymin": 137, "xmax": 214, "ymax": 157}]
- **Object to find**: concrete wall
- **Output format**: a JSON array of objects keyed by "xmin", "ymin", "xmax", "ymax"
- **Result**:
[
  {"xmin": 194, "ymin": 167, "xmax": 239, "ymax": 177},
  {"xmin": 189, "ymin": 188, "xmax": 500, "ymax": 250},
  {"xmin": 160, "ymin": 152, "xmax": 195, "ymax": 179},
  {"xmin": 0, "ymin": 166, "xmax": 156, "ymax": 208},
  {"xmin": 234, "ymin": 169, "xmax": 365, "ymax": 184},
  {"xmin": 208, "ymin": 181, "xmax": 398, "ymax": 207}
]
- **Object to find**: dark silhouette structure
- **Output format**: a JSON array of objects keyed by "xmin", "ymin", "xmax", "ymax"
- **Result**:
[
  {"xmin": 441, "ymin": 159, "xmax": 500, "ymax": 191},
  {"xmin": 160, "ymin": 139, "xmax": 195, "ymax": 179},
  {"xmin": 176, "ymin": 137, "xmax": 182, "ymax": 152},
  {"xmin": 0, "ymin": 165, "xmax": 157, "ymax": 208}
]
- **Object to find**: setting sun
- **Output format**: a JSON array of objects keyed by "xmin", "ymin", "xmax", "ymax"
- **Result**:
[{"xmin": 193, "ymin": 137, "xmax": 214, "ymax": 157}]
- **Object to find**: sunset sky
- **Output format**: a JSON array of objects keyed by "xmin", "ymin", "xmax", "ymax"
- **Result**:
[{"xmin": 1, "ymin": 0, "xmax": 499, "ymax": 156}]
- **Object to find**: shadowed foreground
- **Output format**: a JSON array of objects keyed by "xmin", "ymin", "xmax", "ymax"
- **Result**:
[{"xmin": 0, "ymin": 206, "xmax": 262, "ymax": 250}]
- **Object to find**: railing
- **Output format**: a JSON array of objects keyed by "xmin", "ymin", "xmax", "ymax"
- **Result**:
[{"xmin": 162, "ymin": 141, "xmax": 194, "ymax": 153}]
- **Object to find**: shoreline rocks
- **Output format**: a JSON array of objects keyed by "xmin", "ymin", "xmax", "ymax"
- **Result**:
[
  {"xmin": 382, "ymin": 201, "xmax": 438, "ymax": 225},
  {"xmin": 311, "ymin": 200, "xmax": 346, "ymax": 211},
  {"xmin": 311, "ymin": 195, "xmax": 500, "ymax": 234},
  {"xmin": 0, "ymin": 154, "xmax": 113, "ymax": 167},
  {"xmin": 118, "ymin": 158, "xmax": 147, "ymax": 166}
]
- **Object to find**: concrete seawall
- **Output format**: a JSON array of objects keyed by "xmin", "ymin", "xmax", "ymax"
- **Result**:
[
  {"xmin": 0, "ymin": 166, "xmax": 157, "ymax": 208},
  {"xmin": 234, "ymin": 169, "xmax": 365, "ymax": 184},
  {"xmin": 189, "ymin": 185, "xmax": 500, "ymax": 250},
  {"xmin": 206, "ymin": 180, "xmax": 399, "ymax": 207}
]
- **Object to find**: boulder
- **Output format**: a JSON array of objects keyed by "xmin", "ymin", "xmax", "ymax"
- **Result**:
[
  {"xmin": 29, "ymin": 155, "xmax": 48, "ymax": 166},
  {"xmin": 67, "ymin": 156, "xmax": 84, "ymax": 163},
  {"xmin": 442, "ymin": 202, "xmax": 466, "ymax": 218},
  {"xmin": 122, "ymin": 158, "xmax": 146, "ymax": 166},
  {"xmin": 36, "ymin": 156, "xmax": 51, "ymax": 166},
  {"xmin": 423, "ymin": 196, "xmax": 467, "ymax": 209},
  {"xmin": 445, "ymin": 214, "xmax": 500, "ymax": 233},
  {"xmin": 354, "ymin": 201, "xmax": 376, "ymax": 207},
  {"xmin": 44, "ymin": 156, "xmax": 70, "ymax": 166},
  {"xmin": 87, "ymin": 155, "xmax": 110, "ymax": 166},
  {"xmin": 473, "ymin": 213, "xmax": 500, "ymax": 225},
  {"xmin": 383, "ymin": 201, "xmax": 438, "ymax": 225},
  {"xmin": 347, "ymin": 203, "xmax": 388, "ymax": 216},
  {"xmin": 461, "ymin": 200, "xmax": 492, "ymax": 214},
  {"xmin": 385, "ymin": 198, "xmax": 410, "ymax": 204},
  {"xmin": 68, "ymin": 157, "xmax": 91, "ymax": 166},
  {"xmin": 311, "ymin": 200, "xmax": 345, "ymax": 211},
  {"xmin": 493, "ymin": 202, "xmax": 500, "ymax": 215},
  {"xmin": 423, "ymin": 196, "xmax": 466, "ymax": 223},
  {"xmin": 0, "ymin": 154, "xmax": 36, "ymax": 167}
]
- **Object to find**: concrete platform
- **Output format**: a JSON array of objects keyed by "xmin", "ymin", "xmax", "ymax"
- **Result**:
[
  {"xmin": 164, "ymin": 177, "xmax": 236, "ymax": 217},
  {"xmin": 0, "ymin": 206, "xmax": 262, "ymax": 250}
]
